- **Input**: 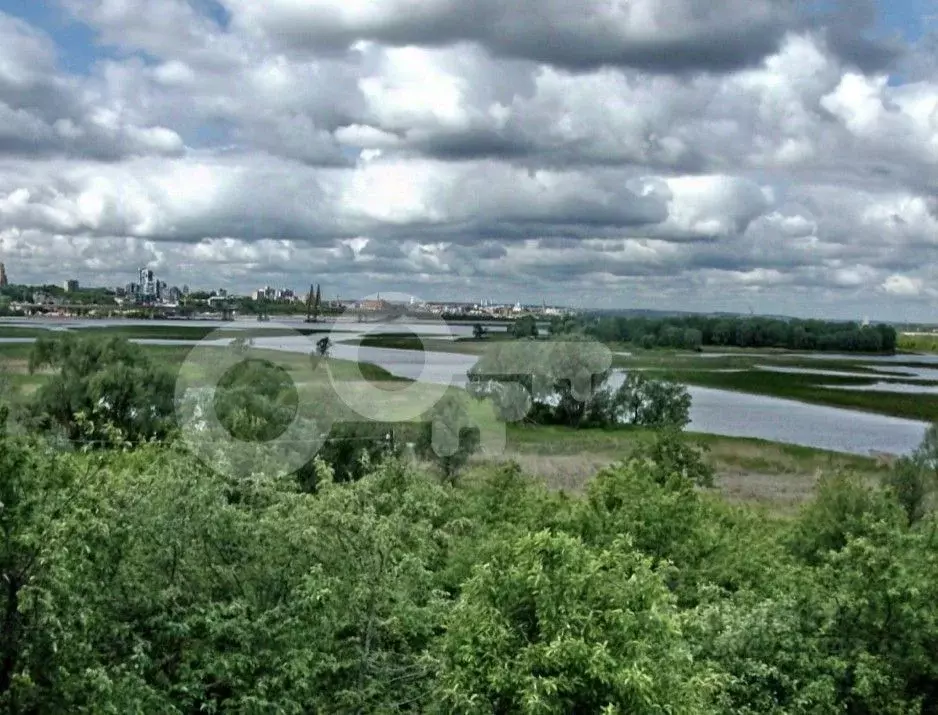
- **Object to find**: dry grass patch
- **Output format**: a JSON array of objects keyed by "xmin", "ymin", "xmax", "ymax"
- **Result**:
[
  {"xmin": 715, "ymin": 470, "xmax": 822, "ymax": 515},
  {"xmin": 476, "ymin": 453, "xmax": 614, "ymax": 493}
]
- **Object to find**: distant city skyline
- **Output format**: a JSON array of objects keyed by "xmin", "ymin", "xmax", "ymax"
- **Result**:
[
  {"xmin": 2, "ymin": 265, "xmax": 935, "ymax": 328},
  {"xmin": 0, "ymin": 264, "xmax": 930, "ymax": 324}
]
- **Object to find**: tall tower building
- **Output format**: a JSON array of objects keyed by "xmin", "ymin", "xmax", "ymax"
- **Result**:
[{"xmin": 0, "ymin": 263, "xmax": 8, "ymax": 288}]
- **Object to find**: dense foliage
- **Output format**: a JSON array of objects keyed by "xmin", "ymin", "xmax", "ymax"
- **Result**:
[
  {"xmin": 4, "ymin": 333, "xmax": 937, "ymax": 712},
  {"xmin": 0, "ymin": 284, "xmax": 118, "ymax": 306},
  {"xmin": 213, "ymin": 358, "xmax": 299, "ymax": 442},
  {"xmin": 510, "ymin": 315, "xmax": 540, "ymax": 339},
  {"xmin": 467, "ymin": 338, "xmax": 691, "ymax": 429},
  {"xmin": 552, "ymin": 314, "xmax": 899, "ymax": 353},
  {"xmin": 24, "ymin": 335, "xmax": 176, "ymax": 446},
  {"xmin": 0, "ymin": 426, "xmax": 936, "ymax": 712}
]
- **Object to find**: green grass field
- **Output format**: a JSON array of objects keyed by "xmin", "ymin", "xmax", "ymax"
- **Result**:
[
  {"xmin": 76, "ymin": 329, "xmax": 938, "ymax": 423},
  {"xmin": 648, "ymin": 367, "xmax": 938, "ymax": 421},
  {"xmin": 0, "ymin": 333, "xmax": 908, "ymax": 514},
  {"xmin": 351, "ymin": 334, "xmax": 938, "ymax": 421},
  {"xmin": 350, "ymin": 334, "xmax": 512, "ymax": 353},
  {"xmin": 0, "ymin": 325, "xmax": 62, "ymax": 338},
  {"xmin": 899, "ymin": 333, "xmax": 938, "ymax": 353}
]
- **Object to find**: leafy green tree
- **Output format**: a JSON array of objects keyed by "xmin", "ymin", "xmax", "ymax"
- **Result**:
[
  {"xmin": 213, "ymin": 358, "xmax": 298, "ymax": 442},
  {"xmin": 914, "ymin": 421, "xmax": 938, "ymax": 483},
  {"xmin": 25, "ymin": 335, "xmax": 175, "ymax": 447},
  {"xmin": 711, "ymin": 320, "xmax": 733, "ymax": 346},
  {"xmin": 510, "ymin": 315, "xmax": 539, "ymax": 339},
  {"xmin": 787, "ymin": 471, "xmax": 905, "ymax": 565},
  {"xmin": 614, "ymin": 372, "xmax": 692, "ymax": 428},
  {"xmin": 882, "ymin": 455, "xmax": 931, "ymax": 525},
  {"xmin": 469, "ymin": 340, "xmax": 691, "ymax": 430},
  {"xmin": 580, "ymin": 459, "xmax": 710, "ymax": 582},
  {"xmin": 682, "ymin": 328, "xmax": 703, "ymax": 351},
  {"xmin": 813, "ymin": 520, "xmax": 938, "ymax": 713},
  {"xmin": 628, "ymin": 427, "xmax": 715, "ymax": 488},
  {"xmin": 0, "ymin": 432, "xmax": 79, "ymax": 707},
  {"xmin": 308, "ymin": 422, "xmax": 402, "ymax": 485},
  {"xmin": 688, "ymin": 580, "xmax": 845, "ymax": 714},
  {"xmin": 639, "ymin": 333, "xmax": 657, "ymax": 349},
  {"xmin": 416, "ymin": 394, "xmax": 481, "ymax": 483},
  {"xmin": 435, "ymin": 529, "xmax": 716, "ymax": 714},
  {"xmin": 660, "ymin": 325, "xmax": 683, "ymax": 348},
  {"xmin": 468, "ymin": 338, "xmax": 612, "ymax": 428},
  {"xmin": 877, "ymin": 323, "xmax": 898, "ymax": 352},
  {"xmin": 8, "ymin": 445, "xmax": 456, "ymax": 712},
  {"xmin": 557, "ymin": 313, "xmax": 896, "ymax": 354}
]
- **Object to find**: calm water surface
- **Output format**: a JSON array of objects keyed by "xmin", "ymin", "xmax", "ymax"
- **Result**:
[{"xmin": 0, "ymin": 319, "xmax": 930, "ymax": 456}]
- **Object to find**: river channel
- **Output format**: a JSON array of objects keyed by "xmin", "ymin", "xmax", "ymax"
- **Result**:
[{"xmin": 0, "ymin": 317, "xmax": 930, "ymax": 457}]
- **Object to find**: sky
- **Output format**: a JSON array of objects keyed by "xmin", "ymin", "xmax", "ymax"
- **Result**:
[{"xmin": 0, "ymin": 1, "xmax": 937, "ymax": 321}]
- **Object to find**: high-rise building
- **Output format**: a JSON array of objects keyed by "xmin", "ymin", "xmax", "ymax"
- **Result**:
[
  {"xmin": 136, "ymin": 268, "xmax": 157, "ymax": 302},
  {"xmin": 0, "ymin": 263, "xmax": 7, "ymax": 288},
  {"xmin": 63, "ymin": 279, "xmax": 79, "ymax": 292}
]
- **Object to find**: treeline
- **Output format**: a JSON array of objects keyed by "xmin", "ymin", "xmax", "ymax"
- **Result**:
[
  {"xmin": 551, "ymin": 314, "xmax": 898, "ymax": 353},
  {"xmin": 0, "ymin": 284, "xmax": 117, "ymax": 305}
]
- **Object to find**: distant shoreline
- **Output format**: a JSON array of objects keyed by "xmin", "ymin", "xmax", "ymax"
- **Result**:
[{"xmin": 0, "ymin": 312, "xmax": 544, "ymax": 325}]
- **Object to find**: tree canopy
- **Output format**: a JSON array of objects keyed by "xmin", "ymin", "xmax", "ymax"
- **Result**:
[
  {"xmin": 467, "ymin": 338, "xmax": 691, "ymax": 429},
  {"xmin": 25, "ymin": 335, "xmax": 176, "ymax": 447},
  {"xmin": 1, "ymin": 334, "xmax": 936, "ymax": 713},
  {"xmin": 553, "ymin": 314, "xmax": 899, "ymax": 353}
]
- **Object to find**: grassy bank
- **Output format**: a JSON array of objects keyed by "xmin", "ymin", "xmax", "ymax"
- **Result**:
[
  {"xmin": 349, "ymin": 333, "xmax": 511, "ymax": 352},
  {"xmin": 900, "ymin": 333, "xmax": 938, "ymax": 353},
  {"xmin": 353, "ymin": 335, "xmax": 938, "ymax": 421},
  {"xmin": 650, "ymin": 367, "xmax": 938, "ymax": 422},
  {"xmin": 0, "ymin": 336, "xmax": 905, "ymax": 514},
  {"xmin": 0, "ymin": 340, "xmax": 410, "ymax": 403}
]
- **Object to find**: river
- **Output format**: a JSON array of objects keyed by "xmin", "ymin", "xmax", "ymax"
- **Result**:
[{"xmin": 0, "ymin": 318, "xmax": 930, "ymax": 456}]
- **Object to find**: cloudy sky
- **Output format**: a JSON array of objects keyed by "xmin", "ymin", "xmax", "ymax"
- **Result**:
[{"xmin": 1, "ymin": 0, "xmax": 937, "ymax": 320}]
